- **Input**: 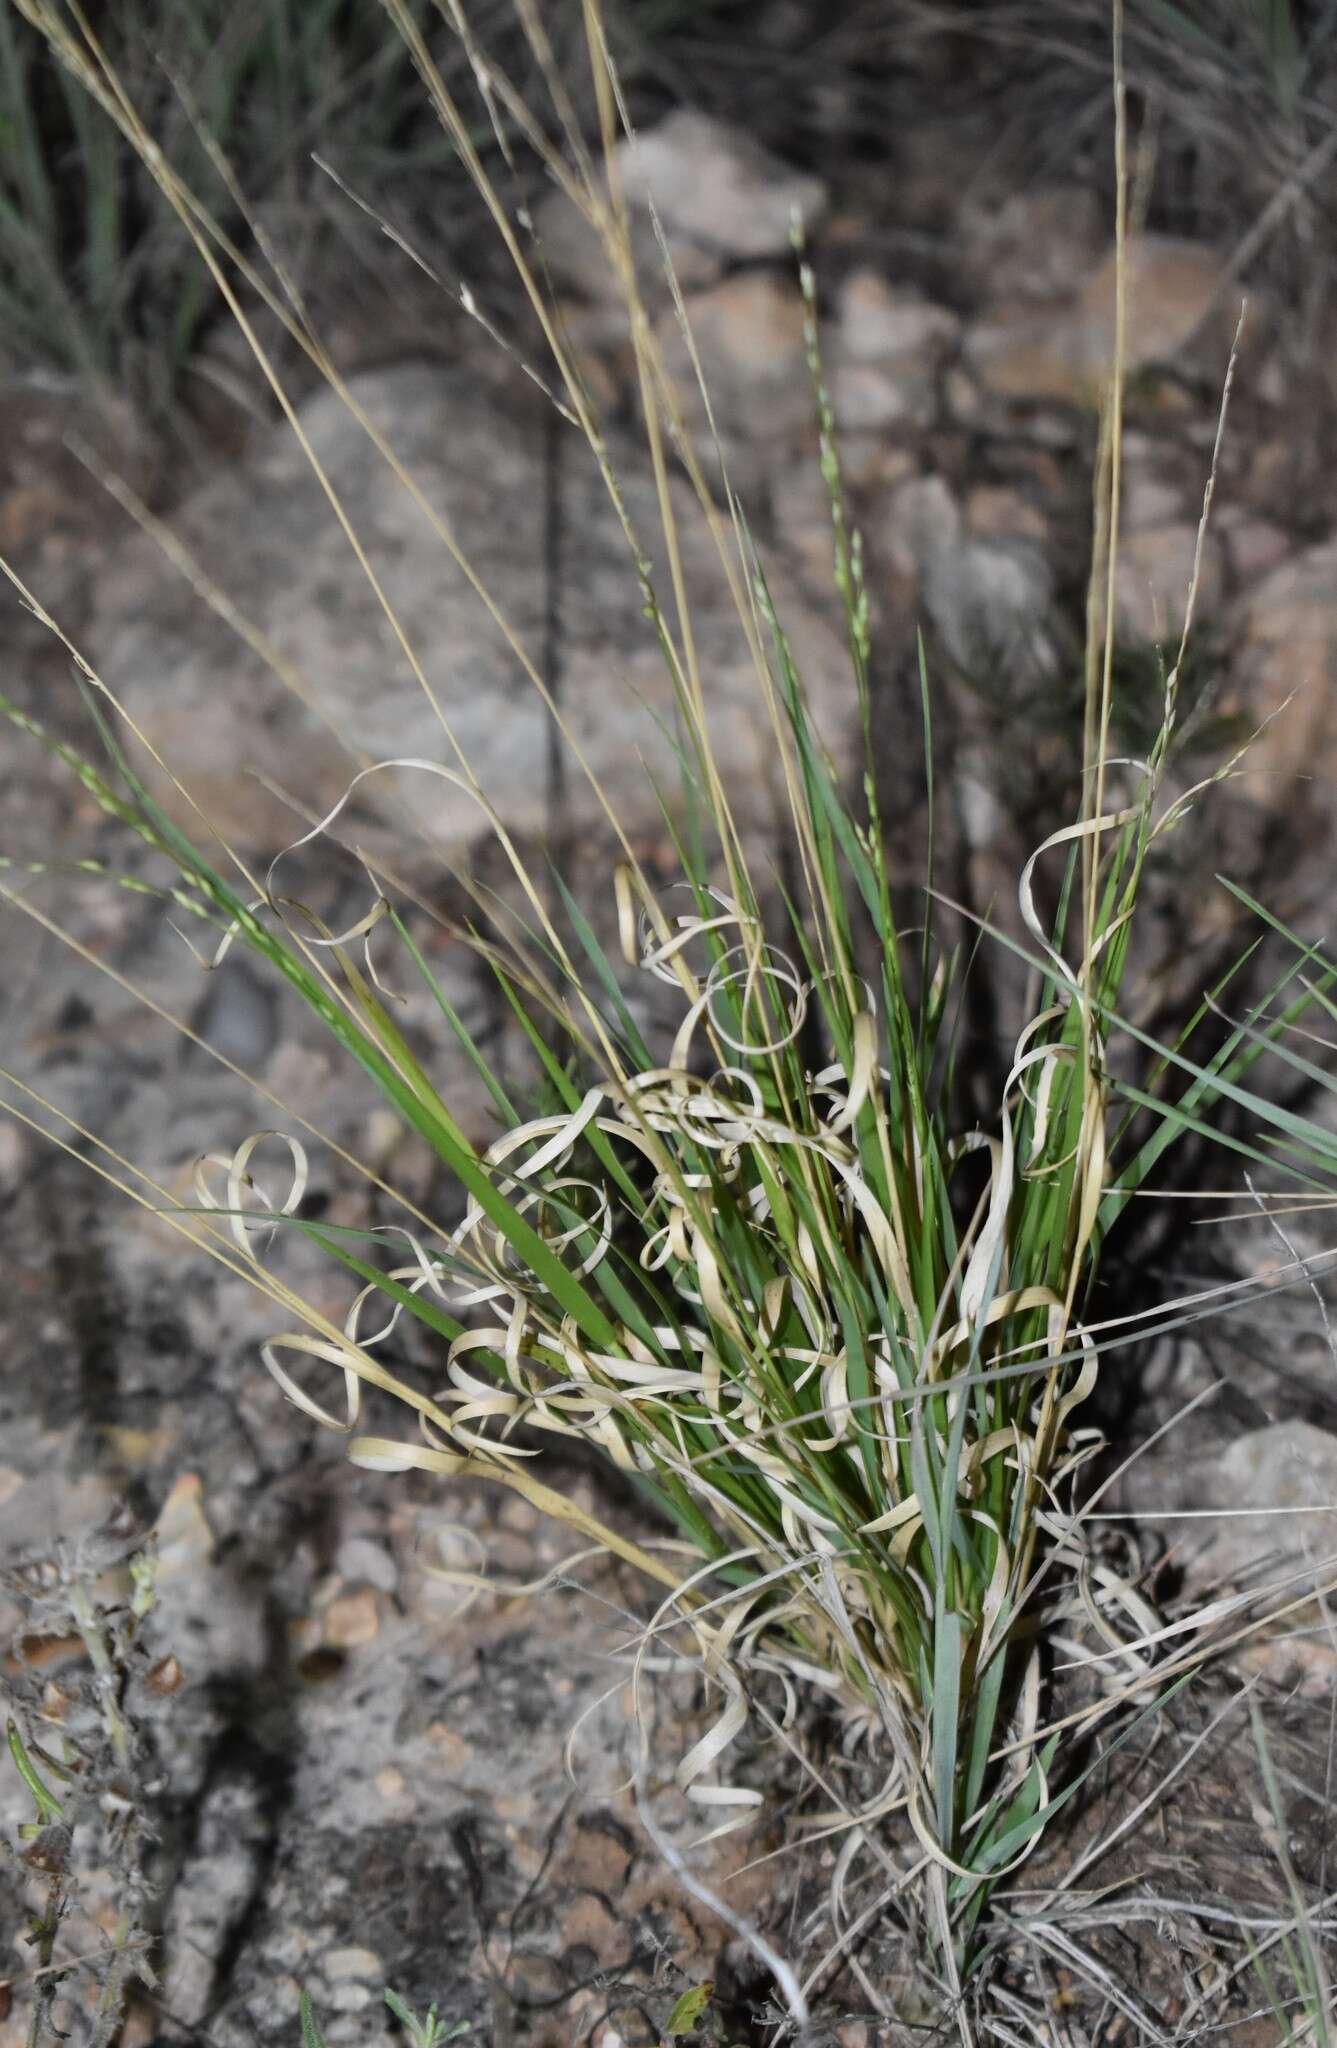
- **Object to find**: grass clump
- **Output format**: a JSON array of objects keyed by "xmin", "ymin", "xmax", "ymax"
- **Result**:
[{"xmin": 0, "ymin": 0, "xmax": 1277, "ymax": 2018}]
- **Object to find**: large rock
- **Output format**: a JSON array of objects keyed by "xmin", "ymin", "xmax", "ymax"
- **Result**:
[
  {"xmin": 1229, "ymin": 536, "xmax": 1337, "ymax": 794},
  {"xmin": 1119, "ymin": 429, "xmax": 1191, "ymax": 531},
  {"xmin": 1123, "ymin": 1419, "xmax": 1337, "ymax": 1592},
  {"xmin": 966, "ymin": 234, "xmax": 1229, "ymax": 406},
  {"xmin": 1076, "ymin": 235, "xmax": 1227, "ymax": 380},
  {"xmin": 1114, "ymin": 521, "xmax": 1225, "ymax": 646},
  {"xmin": 614, "ymin": 107, "xmax": 826, "ymax": 263},
  {"xmin": 881, "ymin": 474, "xmax": 1057, "ymax": 683},
  {"xmin": 533, "ymin": 107, "xmax": 827, "ymax": 305},
  {"xmin": 655, "ymin": 270, "xmax": 814, "ymax": 458},
  {"xmin": 964, "ymin": 307, "xmax": 1087, "ymax": 406},
  {"xmin": 86, "ymin": 362, "xmax": 849, "ymax": 861},
  {"xmin": 831, "ymin": 270, "xmax": 959, "ymax": 436},
  {"xmin": 1110, "ymin": 1409, "xmax": 1337, "ymax": 1692},
  {"xmin": 1218, "ymin": 1422, "xmax": 1337, "ymax": 1570},
  {"xmin": 836, "ymin": 270, "xmax": 959, "ymax": 364}
]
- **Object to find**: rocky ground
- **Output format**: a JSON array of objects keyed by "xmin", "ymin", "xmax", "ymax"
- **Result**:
[{"xmin": 3, "ymin": 58, "xmax": 1337, "ymax": 2048}]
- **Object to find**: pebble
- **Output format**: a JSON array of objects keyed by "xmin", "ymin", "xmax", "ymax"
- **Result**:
[
  {"xmin": 374, "ymin": 1765, "xmax": 406, "ymax": 1803},
  {"xmin": 321, "ymin": 1946, "xmax": 384, "ymax": 1984},
  {"xmin": 153, "ymin": 1472, "xmax": 215, "ymax": 1576},
  {"xmin": 336, "ymin": 1534, "xmax": 398, "ymax": 1593},
  {"xmin": 323, "ymin": 1588, "xmax": 381, "ymax": 1648},
  {"xmin": 190, "ymin": 963, "xmax": 279, "ymax": 1071},
  {"xmin": 836, "ymin": 270, "xmax": 959, "ymax": 362},
  {"xmin": 0, "ymin": 1122, "xmax": 27, "ymax": 1184}
]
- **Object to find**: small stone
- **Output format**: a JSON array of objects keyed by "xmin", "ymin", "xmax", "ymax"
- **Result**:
[
  {"xmin": 659, "ymin": 271, "xmax": 812, "ymax": 448},
  {"xmin": 103, "ymin": 1421, "xmax": 174, "ymax": 1469},
  {"xmin": 882, "ymin": 475, "xmax": 1057, "ymax": 681},
  {"xmin": 1125, "ymin": 1418, "xmax": 1337, "ymax": 1604},
  {"xmin": 266, "ymin": 1038, "xmax": 333, "ymax": 1103},
  {"xmin": 839, "ymin": 437, "xmax": 917, "ymax": 491},
  {"xmin": 1243, "ymin": 436, "xmax": 1299, "ymax": 515},
  {"xmin": 153, "ymin": 1473, "xmax": 215, "ymax": 1577},
  {"xmin": 1076, "ymin": 234, "xmax": 1226, "ymax": 378},
  {"xmin": 425, "ymin": 1722, "xmax": 473, "ymax": 1768},
  {"xmin": 957, "ymin": 772, "xmax": 1008, "ymax": 854},
  {"xmin": 1235, "ymin": 1621, "xmax": 1337, "ymax": 1695},
  {"xmin": 0, "ymin": 1122, "xmax": 27, "ymax": 1183},
  {"xmin": 965, "ymin": 305, "xmax": 1088, "ymax": 405},
  {"xmin": 147, "ymin": 1653, "xmax": 184, "ymax": 1697},
  {"xmin": 1121, "ymin": 469, "xmax": 1186, "ymax": 532},
  {"xmin": 374, "ymin": 1765, "xmax": 406, "ymax": 1802},
  {"xmin": 1026, "ymin": 407, "xmax": 1083, "ymax": 449},
  {"xmin": 944, "ymin": 363, "xmax": 986, "ymax": 422},
  {"xmin": 770, "ymin": 449, "xmax": 840, "ymax": 585},
  {"xmin": 323, "ymin": 1589, "xmax": 380, "ymax": 1649},
  {"xmin": 618, "ymin": 108, "xmax": 826, "ymax": 262},
  {"xmin": 191, "ymin": 963, "xmax": 277, "ymax": 1071},
  {"xmin": 1230, "ymin": 535, "xmax": 1337, "ymax": 788},
  {"xmin": 335, "ymin": 1535, "xmax": 398, "ymax": 1594},
  {"xmin": 880, "ymin": 471, "xmax": 957, "ymax": 581},
  {"xmin": 830, "ymin": 272, "xmax": 954, "ymax": 437},
  {"xmin": 532, "ymin": 188, "xmax": 717, "ymax": 308},
  {"xmin": 1219, "ymin": 1421, "xmax": 1337, "ymax": 1545},
  {"xmin": 262, "ymin": 1927, "xmax": 319, "ymax": 1972},
  {"xmin": 832, "ymin": 359, "xmax": 930, "ymax": 433},
  {"xmin": 325, "ymin": 1984, "xmax": 374, "ymax": 2014},
  {"xmin": 360, "ymin": 1109, "xmax": 405, "ymax": 1172},
  {"xmin": 507, "ymin": 1953, "xmax": 566, "ymax": 2003},
  {"xmin": 321, "ymin": 1946, "xmax": 384, "ymax": 1984},
  {"xmin": 497, "ymin": 1495, "xmax": 540, "ymax": 1535},
  {"xmin": 836, "ymin": 271, "xmax": 959, "ymax": 363},
  {"xmin": 965, "ymin": 485, "xmax": 1048, "ymax": 543},
  {"xmin": 533, "ymin": 108, "xmax": 826, "ymax": 304},
  {"xmin": 967, "ymin": 236, "xmax": 1228, "ymax": 406}
]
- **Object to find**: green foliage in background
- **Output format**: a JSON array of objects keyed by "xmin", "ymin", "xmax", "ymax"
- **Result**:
[{"xmin": 0, "ymin": 0, "xmax": 471, "ymax": 414}]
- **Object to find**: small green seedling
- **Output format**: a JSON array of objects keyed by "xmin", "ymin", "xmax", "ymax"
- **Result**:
[
  {"xmin": 5, "ymin": 1719, "xmax": 69, "ymax": 1834},
  {"xmin": 660, "ymin": 1979, "xmax": 747, "ymax": 2048},
  {"xmin": 663, "ymin": 1981, "xmax": 715, "ymax": 2039},
  {"xmin": 299, "ymin": 1990, "xmax": 326, "ymax": 2048},
  {"xmin": 383, "ymin": 1988, "xmax": 469, "ymax": 2046},
  {"xmin": 300, "ymin": 1987, "xmax": 468, "ymax": 2048}
]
